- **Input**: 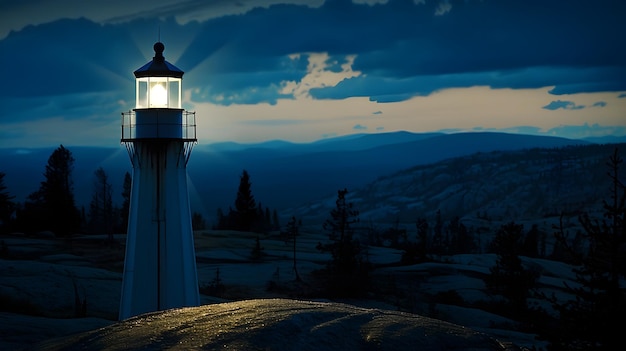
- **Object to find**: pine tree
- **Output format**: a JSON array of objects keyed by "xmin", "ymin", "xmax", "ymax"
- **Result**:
[
  {"xmin": 272, "ymin": 209, "xmax": 280, "ymax": 230},
  {"xmin": 522, "ymin": 224, "xmax": 540, "ymax": 257},
  {"xmin": 265, "ymin": 207, "xmax": 271, "ymax": 230},
  {"xmin": 0, "ymin": 172, "xmax": 15, "ymax": 232},
  {"xmin": 448, "ymin": 216, "xmax": 474, "ymax": 254},
  {"xmin": 192, "ymin": 212, "xmax": 206, "ymax": 230},
  {"xmin": 214, "ymin": 208, "xmax": 226, "ymax": 229},
  {"xmin": 402, "ymin": 217, "xmax": 429, "ymax": 264},
  {"xmin": 25, "ymin": 145, "xmax": 80, "ymax": 236},
  {"xmin": 88, "ymin": 167, "xmax": 113, "ymax": 239},
  {"xmin": 431, "ymin": 209, "xmax": 445, "ymax": 255},
  {"xmin": 234, "ymin": 170, "xmax": 256, "ymax": 231},
  {"xmin": 548, "ymin": 148, "xmax": 626, "ymax": 350},
  {"xmin": 283, "ymin": 216, "xmax": 301, "ymax": 281},
  {"xmin": 416, "ymin": 217, "xmax": 428, "ymax": 257},
  {"xmin": 317, "ymin": 188, "xmax": 368, "ymax": 297},
  {"xmin": 250, "ymin": 235, "xmax": 264, "ymax": 261},
  {"xmin": 485, "ymin": 222, "xmax": 537, "ymax": 317}
]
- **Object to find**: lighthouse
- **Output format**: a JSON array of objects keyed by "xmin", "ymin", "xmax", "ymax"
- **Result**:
[{"xmin": 119, "ymin": 42, "xmax": 200, "ymax": 320}]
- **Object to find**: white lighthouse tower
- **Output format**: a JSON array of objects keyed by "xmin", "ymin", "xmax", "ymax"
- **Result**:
[{"xmin": 119, "ymin": 41, "xmax": 200, "ymax": 320}]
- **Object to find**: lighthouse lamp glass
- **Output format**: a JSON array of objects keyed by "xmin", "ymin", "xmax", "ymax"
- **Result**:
[
  {"xmin": 136, "ymin": 77, "xmax": 182, "ymax": 109},
  {"xmin": 150, "ymin": 81, "xmax": 168, "ymax": 107}
]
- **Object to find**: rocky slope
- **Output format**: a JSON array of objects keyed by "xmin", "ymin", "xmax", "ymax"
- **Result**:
[
  {"xmin": 31, "ymin": 298, "xmax": 517, "ymax": 351},
  {"xmin": 288, "ymin": 143, "xmax": 624, "ymax": 227}
]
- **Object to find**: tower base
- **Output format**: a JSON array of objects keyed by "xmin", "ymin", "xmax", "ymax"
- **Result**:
[{"xmin": 119, "ymin": 141, "xmax": 199, "ymax": 320}]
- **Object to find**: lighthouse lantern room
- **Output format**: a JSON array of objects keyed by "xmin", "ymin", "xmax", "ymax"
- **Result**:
[{"xmin": 119, "ymin": 41, "xmax": 200, "ymax": 320}]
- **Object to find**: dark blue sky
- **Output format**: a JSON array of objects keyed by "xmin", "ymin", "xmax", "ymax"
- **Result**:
[{"xmin": 1, "ymin": 0, "xmax": 625, "ymax": 147}]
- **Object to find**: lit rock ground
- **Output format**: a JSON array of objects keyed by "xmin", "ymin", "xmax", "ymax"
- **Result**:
[{"xmin": 33, "ymin": 298, "xmax": 517, "ymax": 351}]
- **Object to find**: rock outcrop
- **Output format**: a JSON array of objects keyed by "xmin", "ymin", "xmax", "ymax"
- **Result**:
[{"xmin": 33, "ymin": 298, "xmax": 516, "ymax": 351}]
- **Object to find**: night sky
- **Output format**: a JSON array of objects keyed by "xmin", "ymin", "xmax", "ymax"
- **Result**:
[{"xmin": 1, "ymin": 0, "xmax": 625, "ymax": 148}]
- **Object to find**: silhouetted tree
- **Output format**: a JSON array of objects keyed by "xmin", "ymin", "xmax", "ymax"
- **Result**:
[
  {"xmin": 88, "ymin": 167, "xmax": 114, "ymax": 239},
  {"xmin": 120, "ymin": 171, "xmax": 131, "ymax": 233},
  {"xmin": 272, "ymin": 209, "xmax": 280, "ymax": 230},
  {"xmin": 234, "ymin": 170, "xmax": 256, "ymax": 231},
  {"xmin": 317, "ymin": 188, "xmax": 369, "ymax": 297},
  {"xmin": 484, "ymin": 222, "xmax": 537, "ymax": 316},
  {"xmin": 255, "ymin": 202, "xmax": 272, "ymax": 232},
  {"xmin": 282, "ymin": 216, "xmax": 301, "ymax": 281},
  {"xmin": 215, "ymin": 170, "xmax": 276, "ymax": 233},
  {"xmin": 0, "ymin": 172, "xmax": 15, "ymax": 233},
  {"xmin": 192, "ymin": 212, "xmax": 206, "ymax": 230},
  {"xmin": 379, "ymin": 219, "xmax": 406, "ymax": 248},
  {"xmin": 22, "ymin": 145, "xmax": 80, "ymax": 236},
  {"xmin": 214, "ymin": 208, "xmax": 227, "ymax": 229},
  {"xmin": 546, "ymin": 148, "xmax": 626, "ymax": 350},
  {"xmin": 250, "ymin": 235, "xmax": 264, "ymax": 261},
  {"xmin": 431, "ymin": 209, "xmax": 445, "ymax": 255},
  {"xmin": 447, "ymin": 216, "xmax": 474, "ymax": 254},
  {"xmin": 521, "ymin": 224, "xmax": 540, "ymax": 258},
  {"xmin": 401, "ymin": 217, "xmax": 429, "ymax": 264}
]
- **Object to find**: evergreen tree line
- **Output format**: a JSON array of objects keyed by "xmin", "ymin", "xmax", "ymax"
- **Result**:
[
  {"xmin": 366, "ymin": 210, "xmax": 546, "ymax": 265},
  {"xmin": 2, "ymin": 144, "xmax": 625, "ymax": 350},
  {"xmin": 0, "ymin": 145, "xmax": 132, "ymax": 237},
  {"xmin": 308, "ymin": 149, "xmax": 625, "ymax": 350},
  {"xmin": 213, "ymin": 170, "xmax": 280, "ymax": 233}
]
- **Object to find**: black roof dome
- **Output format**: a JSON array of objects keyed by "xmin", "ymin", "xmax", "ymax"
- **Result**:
[{"xmin": 134, "ymin": 42, "xmax": 184, "ymax": 78}]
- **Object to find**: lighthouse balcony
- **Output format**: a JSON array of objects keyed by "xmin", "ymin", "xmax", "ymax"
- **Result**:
[{"xmin": 121, "ymin": 109, "xmax": 196, "ymax": 142}]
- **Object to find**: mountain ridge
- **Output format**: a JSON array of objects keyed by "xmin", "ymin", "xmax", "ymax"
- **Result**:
[{"xmin": 0, "ymin": 131, "xmax": 599, "ymax": 226}]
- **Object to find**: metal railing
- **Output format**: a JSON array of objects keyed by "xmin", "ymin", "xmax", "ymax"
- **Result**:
[{"xmin": 121, "ymin": 110, "xmax": 197, "ymax": 142}]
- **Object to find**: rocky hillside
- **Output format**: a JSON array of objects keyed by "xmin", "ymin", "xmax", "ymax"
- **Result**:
[
  {"xmin": 288, "ymin": 143, "xmax": 624, "ymax": 227},
  {"xmin": 32, "ymin": 299, "xmax": 517, "ymax": 351}
]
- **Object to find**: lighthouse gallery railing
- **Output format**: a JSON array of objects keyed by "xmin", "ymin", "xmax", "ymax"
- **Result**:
[{"xmin": 121, "ymin": 110, "xmax": 197, "ymax": 142}]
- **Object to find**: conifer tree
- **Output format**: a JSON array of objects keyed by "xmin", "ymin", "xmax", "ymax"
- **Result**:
[
  {"xmin": 283, "ymin": 216, "xmax": 301, "ymax": 281},
  {"xmin": 272, "ymin": 209, "xmax": 280, "ymax": 230},
  {"xmin": 192, "ymin": 212, "xmax": 206, "ymax": 230},
  {"xmin": 402, "ymin": 217, "xmax": 429, "ymax": 264},
  {"xmin": 214, "ymin": 208, "xmax": 226, "ymax": 229},
  {"xmin": 548, "ymin": 148, "xmax": 626, "ymax": 350},
  {"xmin": 25, "ymin": 145, "xmax": 80, "ymax": 236},
  {"xmin": 88, "ymin": 167, "xmax": 113, "ymax": 238},
  {"xmin": 234, "ymin": 170, "xmax": 256, "ymax": 231},
  {"xmin": 0, "ymin": 172, "xmax": 15, "ymax": 232},
  {"xmin": 317, "ymin": 188, "xmax": 368, "ymax": 296},
  {"xmin": 448, "ymin": 216, "xmax": 474, "ymax": 254},
  {"xmin": 484, "ymin": 221, "xmax": 537, "ymax": 316},
  {"xmin": 431, "ymin": 209, "xmax": 445, "ymax": 255}
]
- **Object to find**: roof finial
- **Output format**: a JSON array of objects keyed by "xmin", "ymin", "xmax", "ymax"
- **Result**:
[{"xmin": 153, "ymin": 42, "xmax": 165, "ymax": 62}]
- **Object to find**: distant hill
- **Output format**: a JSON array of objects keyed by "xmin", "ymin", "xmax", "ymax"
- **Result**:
[
  {"xmin": 0, "ymin": 131, "xmax": 596, "ymax": 226},
  {"xmin": 287, "ymin": 142, "xmax": 625, "ymax": 227}
]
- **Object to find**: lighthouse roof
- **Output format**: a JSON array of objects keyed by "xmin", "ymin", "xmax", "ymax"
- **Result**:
[{"xmin": 134, "ymin": 42, "xmax": 184, "ymax": 78}]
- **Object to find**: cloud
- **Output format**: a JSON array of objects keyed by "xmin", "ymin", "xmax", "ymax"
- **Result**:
[
  {"xmin": 279, "ymin": 53, "xmax": 361, "ymax": 99},
  {"xmin": 546, "ymin": 123, "xmax": 626, "ymax": 139},
  {"xmin": 372, "ymin": 111, "xmax": 382, "ymax": 115},
  {"xmin": 353, "ymin": 124, "xmax": 368, "ymax": 131},
  {"xmin": 0, "ymin": 0, "xmax": 325, "ymax": 39},
  {"xmin": 592, "ymin": 101, "xmax": 607, "ymax": 108},
  {"xmin": 242, "ymin": 119, "xmax": 305, "ymax": 126},
  {"xmin": 542, "ymin": 100, "xmax": 586, "ymax": 111},
  {"xmin": 434, "ymin": 0, "xmax": 452, "ymax": 16},
  {"xmin": 1, "ymin": 0, "xmax": 625, "ymax": 116},
  {"xmin": 352, "ymin": 0, "xmax": 389, "ymax": 5},
  {"xmin": 500, "ymin": 126, "xmax": 543, "ymax": 135}
]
